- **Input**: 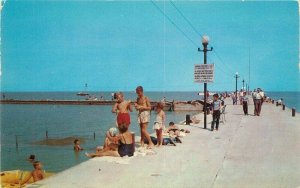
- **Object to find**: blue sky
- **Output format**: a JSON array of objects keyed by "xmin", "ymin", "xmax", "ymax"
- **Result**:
[{"xmin": 1, "ymin": 1, "xmax": 299, "ymax": 92}]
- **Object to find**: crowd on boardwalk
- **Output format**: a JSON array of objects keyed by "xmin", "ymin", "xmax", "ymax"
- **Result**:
[{"xmin": 230, "ymin": 88, "xmax": 265, "ymax": 116}]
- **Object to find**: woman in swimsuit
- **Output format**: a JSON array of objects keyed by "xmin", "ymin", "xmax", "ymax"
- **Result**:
[{"xmin": 85, "ymin": 124, "xmax": 134, "ymax": 158}]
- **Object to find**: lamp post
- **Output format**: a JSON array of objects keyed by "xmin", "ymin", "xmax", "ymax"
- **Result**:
[
  {"xmin": 246, "ymin": 83, "xmax": 248, "ymax": 94},
  {"xmin": 198, "ymin": 36, "xmax": 213, "ymax": 129},
  {"xmin": 234, "ymin": 72, "xmax": 240, "ymax": 105},
  {"xmin": 242, "ymin": 79, "xmax": 245, "ymax": 91}
]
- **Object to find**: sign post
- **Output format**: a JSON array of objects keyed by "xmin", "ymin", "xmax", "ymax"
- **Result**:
[
  {"xmin": 194, "ymin": 64, "xmax": 215, "ymax": 83},
  {"xmin": 194, "ymin": 63, "xmax": 214, "ymax": 129}
]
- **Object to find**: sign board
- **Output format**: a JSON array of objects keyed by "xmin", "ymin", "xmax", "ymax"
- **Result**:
[{"xmin": 194, "ymin": 64, "xmax": 214, "ymax": 83}]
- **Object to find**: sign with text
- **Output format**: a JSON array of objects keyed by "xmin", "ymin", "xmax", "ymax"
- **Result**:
[{"xmin": 194, "ymin": 64, "xmax": 214, "ymax": 83}]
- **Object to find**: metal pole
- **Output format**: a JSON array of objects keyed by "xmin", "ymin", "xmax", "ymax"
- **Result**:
[
  {"xmin": 203, "ymin": 43, "xmax": 207, "ymax": 129},
  {"xmin": 235, "ymin": 75, "xmax": 238, "ymax": 105},
  {"xmin": 198, "ymin": 38, "xmax": 212, "ymax": 129},
  {"xmin": 15, "ymin": 135, "xmax": 18, "ymax": 149},
  {"xmin": 242, "ymin": 79, "xmax": 245, "ymax": 91}
]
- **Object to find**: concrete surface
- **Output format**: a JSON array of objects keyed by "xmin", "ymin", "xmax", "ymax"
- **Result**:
[{"xmin": 29, "ymin": 99, "xmax": 300, "ymax": 188}]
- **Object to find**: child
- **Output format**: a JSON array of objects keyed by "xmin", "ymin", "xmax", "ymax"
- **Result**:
[
  {"xmin": 165, "ymin": 122, "xmax": 182, "ymax": 143},
  {"xmin": 112, "ymin": 92, "xmax": 132, "ymax": 128},
  {"xmin": 27, "ymin": 154, "xmax": 35, "ymax": 163},
  {"xmin": 134, "ymin": 86, "xmax": 154, "ymax": 149},
  {"xmin": 166, "ymin": 122, "xmax": 180, "ymax": 137},
  {"xmin": 86, "ymin": 124, "xmax": 134, "ymax": 158},
  {"xmin": 99, "ymin": 127, "xmax": 119, "ymax": 152},
  {"xmin": 73, "ymin": 139, "xmax": 83, "ymax": 151},
  {"xmin": 22, "ymin": 161, "xmax": 45, "ymax": 184},
  {"xmin": 211, "ymin": 94, "xmax": 222, "ymax": 131},
  {"xmin": 153, "ymin": 102, "xmax": 165, "ymax": 147}
]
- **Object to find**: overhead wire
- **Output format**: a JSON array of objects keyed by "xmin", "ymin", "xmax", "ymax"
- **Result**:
[
  {"xmin": 151, "ymin": 1, "xmax": 245, "ymax": 84},
  {"xmin": 150, "ymin": 1, "xmax": 198, "ymax": 47},
  {"xmin": 169, "ymin": 1, "xmax": 203, "ymax": 38},
  {"xmin": 169, "ymin": 1, "xmax": 242, "ymax": 78}
]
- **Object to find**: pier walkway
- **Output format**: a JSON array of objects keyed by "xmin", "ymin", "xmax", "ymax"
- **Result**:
[{"xmin": 30, "ymin": 99, "xmax": 300, "ymax": 188}]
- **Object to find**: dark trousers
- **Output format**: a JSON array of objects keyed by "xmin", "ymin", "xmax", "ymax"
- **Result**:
[
  {"xmin": 242, "ymin": 101, "xmax": 248, "ymax": 115},
  {"xmin": 254, "ymin": 99, "xmax": 262, "ymax": 115},
  {"xmin": 211, "ymin": 110, "xmax": 220, "ymax": 130}
]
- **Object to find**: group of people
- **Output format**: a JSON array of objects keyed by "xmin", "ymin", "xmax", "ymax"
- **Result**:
[
  {"xmin": 230, "ymin": 88, "xmax": 264, "ymax": 116},
  {"xmin": 83, "ymin": 86, "xmax": 186, "ymax": 158}
]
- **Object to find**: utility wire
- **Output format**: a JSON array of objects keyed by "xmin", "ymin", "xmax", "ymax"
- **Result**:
[
  {"xmin": 169, "ymin": 1, "xmax": 239, "ymax": 76},
  {"xmin": 208, "ymin": 56, "xmax": 233, "ymax": 78},
  {"xmin": 150, "ymin": 1, "xmax": 198, "ymax": 47},
  {"xmin": 169, "ymin": 1, "xmax": 203, "ymax": 38},
  {"xmin": 153, "ymin": 1, "xmax": 244, "ymax": 82},
  {"xmin": 212, "ymin": 50, "xmax": 236, "ymax": 75}
]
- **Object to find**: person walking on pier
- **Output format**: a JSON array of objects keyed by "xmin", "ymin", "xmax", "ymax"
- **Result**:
[
  {"xmin": 252, "ymin": 89, "xmax": 258, "ymax": 115},
  {"xmin": 211, "ymin": 94, "xmax": 222, "ymax": 131},
  {"xmin": 239, "ymin": 89, "xmax": 243, "ymax": 105},
  {"xmin": 256, "ymin": 88, "xmax": 264, "ymax": 116},
  {"xmin": 231, "ymin": 92, "xmax": 237, "ymax": 105},
  {"xmin": 242, "ymin": 92, "xmax": 249, "ymax": 115},
  {"xmin": 134, "ymin": 86, "xmax": 154, "ymax": 149}
]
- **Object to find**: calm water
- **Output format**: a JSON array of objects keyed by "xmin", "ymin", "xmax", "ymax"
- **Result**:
[
  {"xmin": 265, "ymin": 92, "xmax": 300, "ymax": 112},
  {"xmin": 1, "ymin": 91, "xmax": 299, "ymax": 173}
]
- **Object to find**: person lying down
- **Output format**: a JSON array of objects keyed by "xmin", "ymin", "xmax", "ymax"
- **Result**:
[
  {"xmin": 86, "ymin": 125, "xmax": 134, "ymax": 158},
  {"xmin": 165, "ymin": 122, "xmax": 190, "ymax": 138}
]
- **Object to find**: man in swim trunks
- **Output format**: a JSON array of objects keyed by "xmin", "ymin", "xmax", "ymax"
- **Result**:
[
  {"xmin": 134, "ymin": 86, "xmax": 154, "ymax": 149},
  {"xmin": 112, "ymin": 92, "xmax": 132, "ymax": 128},
  {"xmin": 21, "ymin": 161, "xmax": 45, "ymax": 184}
]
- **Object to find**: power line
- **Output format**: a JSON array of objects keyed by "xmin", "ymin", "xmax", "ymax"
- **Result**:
[
  {"xmin": 169, "ymin": 1, "xmax": 203, "ymax": 38},
  {"xmin": 208, "ymin": 56, "xmax": 233, "ymax": 78},
  {"xmin": 154, "ymin": 1, "xmax": 245, "ymax": 83},
  {"xmin": 150, "ymin": 1, "xmax": 198, "ymax": 47},
  {"xmin": 212, "ymin": 50, "xmax": 236, "ymax": 75},
  {"xmin": 169, "ymin": 1, "xmax": 240, "ymax": 77}
]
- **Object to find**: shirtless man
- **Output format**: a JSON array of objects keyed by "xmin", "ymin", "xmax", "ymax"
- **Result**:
[
  {"xmin": 134, "ymin": 86, "xmax": 154, "ymax": 149},
  {"xmin": 112, "ymin": 92, "xmax": 132, "ymax": 128},
  {"xmin": 22, "ymin": 161, "xmax": 45, "ymax": 184}
]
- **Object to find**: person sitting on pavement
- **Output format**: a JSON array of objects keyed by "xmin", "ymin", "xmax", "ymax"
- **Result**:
[
  {"xmin": 85, "ymin": 124, "xmax": 134, "ymax": 158},
  {"xmin": 165, "ymin": 122, "xmax": 182, "ymax": 143}
]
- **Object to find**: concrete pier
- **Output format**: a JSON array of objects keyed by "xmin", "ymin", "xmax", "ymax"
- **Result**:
[{"xmin": 28, "ymin": 99, "xmax": 300, "ymax": 188}]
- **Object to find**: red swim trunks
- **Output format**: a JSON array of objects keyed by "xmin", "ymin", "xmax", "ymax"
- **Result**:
[{"xmin": 117, "ymin": 113, "xmax": 131, "ymax": 128}]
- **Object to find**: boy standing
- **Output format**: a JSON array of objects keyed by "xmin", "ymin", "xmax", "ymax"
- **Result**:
[
  {"xmin": 134, "ymin": 86, "xmax": 154, "ymax": 149},
  {"xmin": 112, "ymin": 92, "xmax": 132, "ymax": 128},
  {"xmin": 211, "ymin": 94, "xmax": 222, "ymax": 131}
]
